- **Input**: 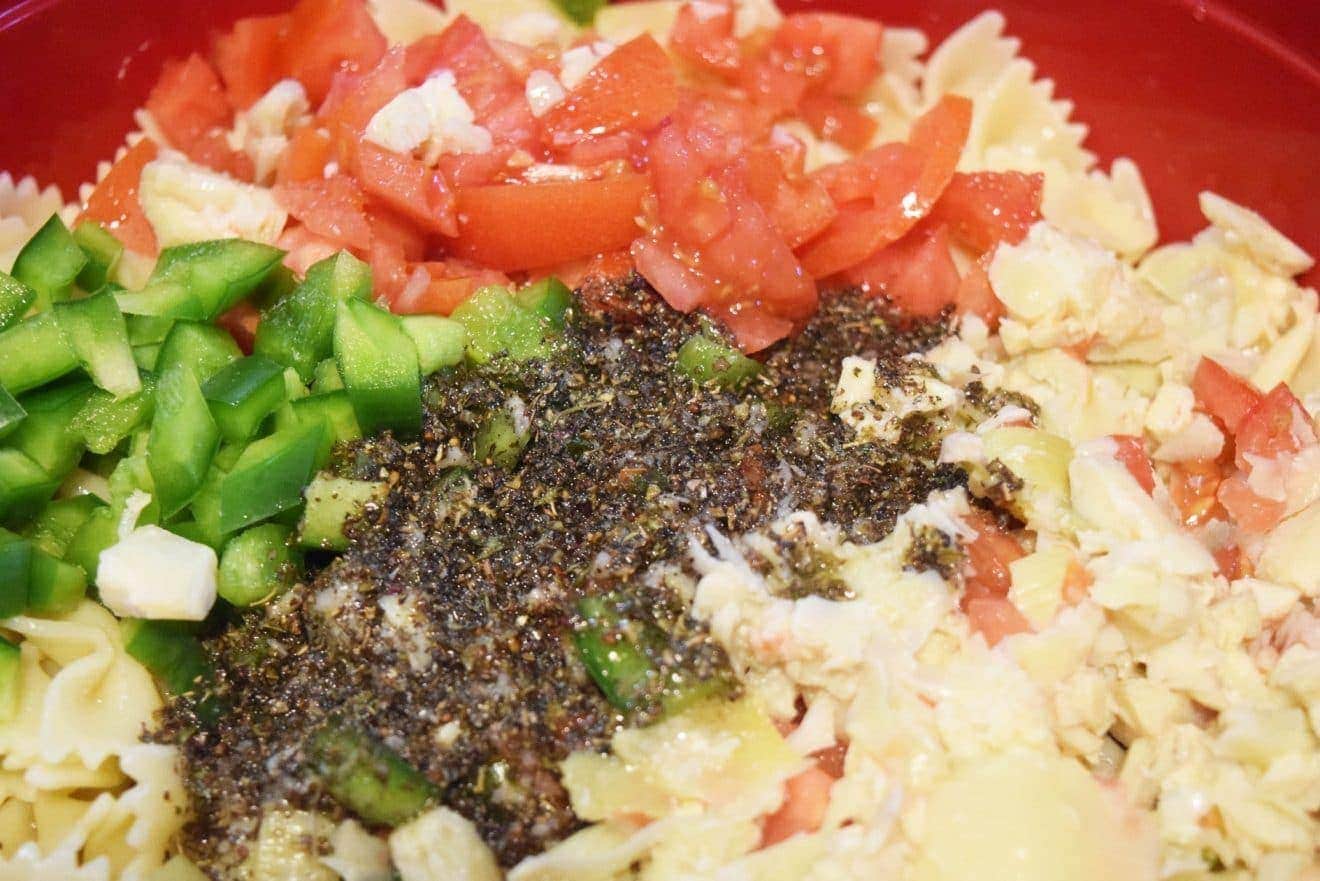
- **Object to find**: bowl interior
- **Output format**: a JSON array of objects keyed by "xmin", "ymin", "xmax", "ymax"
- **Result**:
[{"xmin": 0, "ymin": 0, "xmax": 1316, "ymax": 270}]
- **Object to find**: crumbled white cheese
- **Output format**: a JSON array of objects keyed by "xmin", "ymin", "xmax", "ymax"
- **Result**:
[
  {"xmin": 233, "ymin": 79, "xmax": 311, "ymax": 184},
  {"xmin": 525, "ymin": 69, "xmax": 567, "ymax": 118},
  {"xmin": 98, "ymin": 525, "xmax": 218, "ymax": 621},
  {"xmin": 389, "ymin": 808, "xmax": 501, "ymax": 881},
  {"xmin": 139, "ymin": 154, "xmax": 287, "ymax": 247},
  {"xmin": 364, "ymin": 71, "xmax": 493, "ymax": 164},
  {"xmin": 558, "ymin": 41, "xmax": 615, "ymax": 91},
  {"xmin": 498, "ymin": 11, "xmax": 565, "ymax": 46}
]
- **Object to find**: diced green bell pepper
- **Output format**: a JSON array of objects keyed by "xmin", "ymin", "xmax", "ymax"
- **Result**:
[
  {"xmin": 0, "ymin": 311, "xmax": 79, "ymax": 394},
  {"xmin": 676, "ymin": 333, "xmax": 761, "ymax": 389},
  {"xmin": 283, "ymin": 391, "xmax": 361, "ymax": 466},
  {"xmin": 311, "ymin": 358, "xmax": 344, "ymax": 393},
  {"xmin": 474, "ymin": 405, "xmax": 530, "ymax": 469},
  {"xmin": 27, "ymin": 549, "xmax": 86, "ymax": 614},
  {"xmin": 298, "ymin": 474, "xmax": 387, "ymax": 551},
  {"xmin": 0, "ymin": 386, "xmax": 25, "ymax": 441},
  {"xmin": 451, "ymin": 285, "xmax": 561, "ymax": 364},
  {"xmin": 148, "ymin": 364, "xmax": 221, "ymax": 518},
  {"xmin": 118, "ymin": 239, "xmax": 285, "ymax": 322},
  {"xmin": 25, "ymin": 494, "xmax": 102, "ymax": 558},
  {"xmin": 156, "ymin": 321, "xmax": 242, "ymax": 385},
  {"xmin": 0, "ymin": 637, "xmax": 20, "ymax": 723},
  {"xmin": 255, "ymin": 251, "xmax": 372, "ymax": 382},
  {"xmin": 8, "ymin": 379, "xmax": 94, "ymax": 479},
  {"xmin": 0, "ymin": 531, "xmax": 32, "ymax": 617},
  {"xmin": 0, "ymin": 450, "xmax": 59, "ymax": 527},
  {"xmin": 72, "ymin": 221, "xmax": 124, "ymax": 292},
  {"xmin": 0, "ymin": 271, "xmax": 35, "ymax": 331},
  {"xmin": 400, "ymin": 315, "xmax": 466, "ymax": 375},
  {"xmin": 218, "ymin": 523, "xmax": 303, "ymax": 607},
  {"xmin": 306, "ymin": 721, "xmax": 440, "ymax": 826},
  {"xmin": 54, "ymin": 290, "xmax": 141, "ymax": 398},
  {"xmin": 573, "ymin": 595, "xmax": 658, "ymax": 712},
  {"xmin": 65, "ymin": 505, "xmax": 119, "ymax": 584},
  {"xmin": 515, "ymin": 277, "xmax": 572, "ymax": 328},
  {"xmin": 201, "ymin": 355, "xmax": 287, "ymax": 444},
  {"xmin": 121, "ymin": 619, "xmax": 213, "ymax": 696},
  {"xmin": 218, "ymin": 421, "xmax": 325, "ymax": 534},
  {"xmin": 70, "ymin": 372, "xmax": 156, "ymax": 455},
  {"xmin": 10, "ymin": 215, "xmax": 86, "ymax": 310},
  {"xmin": 551, "ymin": 0, "xmax": 607, "ymax": 26},
  {"xmin": 126, "ymin": 313, "xmax": 175, "ymax": 347},
  {"xmin": 334, "ymin": 298, "xmax": 422, "ymax": 437}
]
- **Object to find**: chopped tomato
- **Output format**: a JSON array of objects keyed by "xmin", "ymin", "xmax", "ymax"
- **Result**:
[
  {"xmin": 435, "ymin": 148, "xmax": 515, "ymax": 188},
  {"xmin": 966, "ymin": 596, "xmax": 1032, "ymax": 646},
  {"xmin": 449, "ymin": 173, "xmax": 650, "ymax": 271},
  {"xmin": 928, "ymin": 171, "xmax": 1043, "ymax": 254},
  {"xmin": 670, "ymin": 0, "xmax": 740, "ymax": 73},
  {"xmin": 212, "ymin": 13, "xmax": 290, "ymax": 109},
  {"xmin": 961, "ymin": 513, "xmax": 1025, "ymax": 601},
  {"xmin": 760, "ymin": 766, "xmax": 833, "ymax": 848},
  {"xmin": 273, "ymin": 176, "xmax": 372, "ymax": 251},
  {"xmin": 954, "ymin": 255, "xmax": 1005, "ymax": 328},
  {"xmin": 739, "ymin": 52, "xmax": 810, "ymax": 117},
  {"xmin": 799, "ymin": 94, "xmax": 877, "ymax": 153},
  {"xmin": 1168, "ymin": 458, "xmax": 1226, "ymax": 528},
  {"xmin": 277, "ymin": 126, "xmax": 334, "ymax": 183},
  {"xmin": 843, "ymin": 223, "xmax": 960, "ymax": 319},
  {"xmin": 147, "ymin": 54, "xmax": 233, "ymax": 149},
  {"xmin": 319, "ymin": 47, "xmax": 408, "ymax": 159},
  {"xmin": 812, "ymin": 742, "xmax": 848, "ymax": 779},
  {"xmin": 705, "ymin": 301, "xmax": 796, "ymax": 353},
  {"xmin": 367, "ymin": 238, "xmax": 409, "ymax": 302},
  {"xmin": 1111, "ymin": 434, "xmax": 1157, "ymax": 495},
  {"xmin": 283, "ymin": 0, "xmax": 387, "ymax": 105},
  {"xmin": 217, "ymin": 301, "xmax": 262, "ymax": 353},
  {"xmin": 1234, "ymin": 383, "xmax": 1316, "ymax": 470},
  {"xmin": 277, "ymin": 224, "xmax": 341, "ymax": 276},
  {"xmin": 1212, "ymin": 542, "xmax": 1244, "ymax": 581},
  {"xmin": 798, "ymin": 96, "xmax": 972, "ymax": 278},
  {"xmin": 739, "ymin": 147, "xmax": 836, "ymax": 249},
  {"xmin": 631, "ymin": 235, "xmax": 708, "ymax": 313},
  {"xmin": 1191, "ymin": 357, "xmax": 1263, "ymax": 436},
  {"xmin": 1217, "ymin": 472, "xmax": 1287, "ymax": 534},
  {"xmin": 773, "ymin": 13, "xmax": 884, "ymax": 98},
  {"xmin": 547, "ymin": 248, "xmax": 634, "ymax": 290},
  {"xmin": 542, "ymin": 35, "xmax": 679, "ymax": 145},
  {"xmin": 388, "ymin": 260, "xmax": 510, "ymax": 315},
  {"xmin": 368, "ymin": 203, "xmax": 427, "ymax": 260},
  {"xmin": 355, "ymin": 142, "xmax": 458, "ymax": 237},
  {"xmin": 79, "ymin": 139, "xmax": 159, "ymax": 255}
]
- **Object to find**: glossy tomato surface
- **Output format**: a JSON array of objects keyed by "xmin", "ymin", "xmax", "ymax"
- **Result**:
[{"xmin": 0, "ymin": 0, "xmax": 1316, "ymax": 271}]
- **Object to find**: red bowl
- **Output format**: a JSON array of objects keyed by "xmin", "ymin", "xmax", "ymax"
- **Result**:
[{"xmin": 1, "ymin": 0, "xmax": 1317, "ymax": 274}]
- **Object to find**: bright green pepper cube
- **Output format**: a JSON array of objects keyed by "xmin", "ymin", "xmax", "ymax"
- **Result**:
[
  {"xmin": 148, "ymin": 363, "xmax": 221, "ymax": 518},
  {"xmin": 54, "ymin": 290, "xmax": 141, "ymax": 398},
  {"xmin": 25, "ymin": 494, "xmax": 103, "ymax": 558},
  {"xmin": 218, "ymin": 421, "xmax": 325, "ymax": 534},
  {"xmin": 149, "ymin": 239, "xmax": 285, "ymax": 320},
  {"xmin": 255, "ymin": 251, "xmax": 373, "ymax": 383},
  {"xmin": 451, "ymin": 285, "xmax": 559, "ymax": 364},
  {"xmin": 0, "ymin": 450, "xmax": 59, "ymax": 527},
  {"xmin": 9, "ymin": 380, "xmax": 93, "ymax": 479},
  {"xmin": 202, "ymin": 355, "xmax": 288, "ymax": 444},
  {"xmin": 64, "ymin": 506, "xmax": 119, "ymax": 585},
  {"xmin": 676, "ymin": 333, "xmax": 761, "ymax": 389},
  {"xmin": 156, "ymin": 320, "xmax": 242, "ymax": 385},
  {"xmin": 121, "ymin": 619, "xmax": 213, "ymax": 697},
  {"xmin": 334, "ymin": 298, "xmax": 422, "ymax": 437},
  {"xmin": 298, "ymin": 474, "xmax": 387, "ymax": 551},
  {"xmin": 311, "ymin": 358, "xmax": 345, "ymax": 393},
  {"xmin": 515, "ymin": 277, "xmax": 573, "ymax": 328},
  {"xmin": 126, "ymin": 314, "xmax": 176, "ymax": 347},
  {"xmin": 70, "ymin": 373, "xmax": 156, "ymax": 455},
  {"xmin": 11, "ymin": 215, "xmax": 87, "ymax": 310},
  {"xmin": 552, "ymin": 0, "xmax": 607, "ymax": 25},
  {"xmin": 0, "ymin": 386, "xmax": 25, "ymax": 441},
  {"xmin": 0, "ymin": 271, "xmax": 35, "ymax": 332},
  {"xmin": 289, "ymin": 391, "xmax": 362, "ymax": 466},
  {"xmin": 115, "ymin": 280, "xmax": 207, "ymax": 322},
  {"xmin": 72, "ymin": 221, "xmax": 124, "ymax": 292},
  {"xmin": 0, "ymin": 532, "xmax": 32, "ymax": 618},
  {"xmin": 0, "ymin": 637, "xmax": 20, "ymax": 723},
  {"xmin": 401, "ymin": 315, "xmax": 466, "ymax": 375},
  {"xmin": 0, "ymin": 311, "xmax": 79, "ymax": 395},
  {"xmin": 218, "ymin": 523, "xmax": 303, "ymax": 607},
  {"xmin": 27, "ymin": 549, "xmax": 87, "ymax": 615}
]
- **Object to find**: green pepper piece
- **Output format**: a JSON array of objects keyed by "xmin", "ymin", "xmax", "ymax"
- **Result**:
[
  {"xmin": 307, "ymin": 721, "xmax": 440, "ymax": 826},
  {"xmin": 0, "ymin": 311, "xmax": 79, "ymax": 395},
  {"xmin": 218, "ymin": 421, "xmax": 325, "ymax": 534},
  {"xmin": 0, "ymin": 450, "xmax": 59, "ymax": 528},
  {"xmin": 27, "ymin": 548, "xmax": 87, "ymax": 614},
  {"xmin": 312, "ymin": 358, "xmax": 345, "ymax": 393},
  {"xmin": 400, "ymin": 315, "xmax": 466, "ymax": 375},
  {"xmin": 573, "ymin": 595, "xmax": 658, "ymax": 712},
  {"xmin": 70, "ymin": 373, "xmax": 157, "ymax": 455},
  {"xmin": 126, "ymin": 313, "xmax": 175, "ymax": 347},
  {"xmin": 474, "ymin": 405, "xmax": 530, "ymax": 469},
  {"xmin": 25, "ymin": 494, "xmax": 102, "ymax": 558},
  {"xmin": 218, "ymin": 523, "xmax": 302, "ymax": 607},
  {"xmin": 676, "ymin": 333, "xmax": 761, "ymax": 389},
  {"xmin": 0, "ymin": 386, "xmax": 25, "ymax": 441},
  {"xmin": 201, "ymin": 355, "xmax": 287, "ymax": 444},
  {"xmin": 451, "ymin": 285, "xmax": 559, "ymax": 364},
  {"xmin": 551, "ymin": 0, "xmax": 607, "ymax": 26},
  {"xmin": 298, "ymin": 474, "xmax": 387, "ymax": 551},
  {"xmin": 146, "ymin": 239, "xmax": 285, "ymax": 320},
  {"xmin": 285, "ymin": 391, "xmax": 362, "ymax": 466},
  {"xmin": 65, "ymin": 506, "xmax": 118, "ymax": 584},
  {"xmin": 334, "ymin": 298, "xmax": 422, "ymax": 437},
  {"xmin": 148, "ymin": 364, "xmax": 221, "ymax": 518},
  {"xmin": 72, "ymin": 221, "xmax": 124, "ymax": 292},
  {"xmin": 0, "ymin": 637, "xmax": 19, "ymax": 722},
  {"xmin": 255, "ymin": 251, "xmax": 372, "ymax": 382},
  {"xmin": 11, "ymin": 215, "xmax": 87, "ymax": 310},
  {"xmin": 54, "ymin": 290, "xmax": 141, "ymax": 398},
  {"xmin": 156, "ymin": 320, "xmax": 242, "ymax": 385},
  {"xmin": 0, "ymin": 271, "xmax": 35, "ymax": 331},
  {"xmin": 0, "ymin": 531, "xmax": 32, "ymax": 618},
  {"xmin": 121, "ymin": 619, "xmax": 214, "ymax": 696},
  {"xmin": 9, "ymin": 379, "xmax": 94, "ymax": 479},
  {"xmin": 515, "ymin": 277, "xmax": 573, "ymax": 329}
]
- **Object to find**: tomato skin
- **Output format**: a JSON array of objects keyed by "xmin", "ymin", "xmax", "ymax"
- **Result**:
[
  {"xmin": 354, "ymin": 142, "xmax": 458, "ymax": 238},
  {"xmin": 1192, "ymin": 357, "xmax": 1263, "ymax": 436},
  {"xmin": 449, "ymin": 173, "xmax": 650, "ymax": 271},
  {"xmin": 1234, "ymin": 383, "xmax": 1316, "ymax": 470},
  {"xmin": 966, "ymin": 596, "xmax": 1033, "ymax": 646},
  {"xmin": 671, "ymin": 0, "xmax": 740, "ymax": 73},
  {"xmin": 212, "ymin": 13, "xmax": 290, "ymax": 110},
  {"xmin": 283, "ymin": 0, "xmax": 387, "ymax": 105},
  {"xmin": 773, "ymin": 13, "xmax": 884, "ymax": 99},
  {"xmin": 738, "ymin": 148, "xmax": 836, "ymax": 249},
  {"xmin": 760, "ymin": 766, "xmax": 833, "ymax": 848},
  {"xmin": 542, "ymin": 35, "xmax": 679, "ymax": 145},
  {"xmin": 272, "ymin": 176, "xmax": 373, "ymax": 251},
  {"xmin": 147, "ymin": 54, "xmax": 234, "ymax": 149},
  {"xmin": 799, "ymin": 94, "xmax": 877, "ymax": 153},
  {"xmin": 389, "ymin": 261, "xmax": 510, "ymax": 315},
  {"xmin": 1111, "ymin": 434, "xmax": 1157, "ymax": 495},
  {"xmin": 79, "ymin": 139, "xmax": 160, "ymax": 255},
  {"xmin": 705, "ymin": 301, "xmax": 796, "ymax": 353},
  {"xmin": 217, "ymin": 301, "xmax": 262, "ymax": 353},
  {"xmin": 631, "ymin": 235, "xmax": 708, "ymax": 313},
  {"xmin": 954, "ymin": 255, "xmax": 1005, "ymax": 328},
  {"xmin": 844, "ymin": 223, "xmax": 960, "ymax": 319},
  {"xmin": 928, "ymin": 171, "xmax": 1043, "ymax": 254}
]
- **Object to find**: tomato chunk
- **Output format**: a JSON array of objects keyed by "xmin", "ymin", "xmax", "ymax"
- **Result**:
[
  {"xmin": 927, "ymin": 171, "xmax": 1043, "ymax": 254},
  {"xmin": 844, "ymin": 223, "xmax": 960, "ymax": 319},
  {"xmin": 954, "ymin": 255, "xmax": 1005, "ymax": 328},
  {"xmin": 146, "ymin": 53, "xmax": 251, "ymax": 176},
  {"xmin": 966, "ymin": 596, "xmax": 1032, "ymax": 646},
  {"xmin": 542, "ymin": 35, "xmax": 678, "ymax": 144},
  {"xmin": 213, "ymin": 13, "xmax": 290, "ymax": 109},
  {"xmin": 773, "ymin": 13, "xmax": 884, "ymax": 99},
  {"xmin": 670, "ymin": 0, "xmax": 739, "ymax": 73},
  {"xmin": 1217, "ymin": 471, "xmax": 1287, "ymax": 534},
  {"xmin": 277, "ymin": 126, "xmax": 333, "ymax": 183},
  {"xmin": 1191, "ymin": 357, "xmax": 1263, "ymax": 436},
  {"xmin": 1111, "ymin": 434, "xmax": 1157, "ymax": 495},
  {"xmin": 388, "ymin": 260, "xmax": 510, "ymax": 315},
  {"xmin": 1234, "ymin": 383, "xmax": 1316, "ymax": 470},
  {"xmin": 273, "ymin": 176, "xmax": 373, "ymax": 251},
  {"xmin": 799, "ymin": 94, "xmax": 877, "ymax": 153},
  {"xmin": 961, "ymin": 513, "xmax": 1025, "ymax": 601},
  {"xmin": 355, "ymin": 142, "xmax": 458, "ymax": 238},
  {"xmin": 283, "ymin": 0, "xmax": 387, "ymax": 105},
  {"xmin": 449, "ymin": 174, "xmax": 650, "ymax": 271},
  {"xmin": 79, "ymin": 139, "xmax": 160, "ymax": 255},
  {"xmin": 760, "ymin": 766, "xmax": 833, "ymax": 848}
]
